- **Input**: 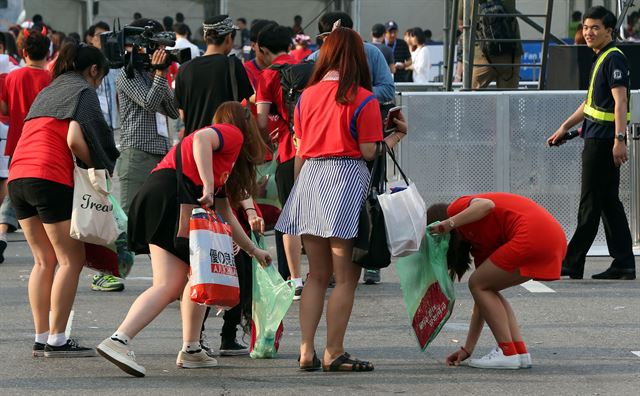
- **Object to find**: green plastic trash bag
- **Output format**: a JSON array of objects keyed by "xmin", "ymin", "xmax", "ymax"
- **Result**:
[
  {"xmin": 250, "ymin": 234, "xmax": 294, "ymax": 359},
  {"xmin": 396, "ymin": 228, "xmax": 456, "ymax": 350}
]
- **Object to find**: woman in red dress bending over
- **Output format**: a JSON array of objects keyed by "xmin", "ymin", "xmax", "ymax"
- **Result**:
[{"xmin": 428, "ymin": 192, "xmax": 566, "ymax": 370}]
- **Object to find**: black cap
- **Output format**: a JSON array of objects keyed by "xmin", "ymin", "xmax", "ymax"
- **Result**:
[
  {"xmin": 372, "ymin": 23, "xmax": 385, "ymax": 38},
  {"xmin": 386, "ymin": 20, "xmax": 399, "ymax": 31}
]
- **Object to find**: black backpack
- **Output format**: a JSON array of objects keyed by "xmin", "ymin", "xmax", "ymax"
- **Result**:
[
  {"xmin": 477, "ymin": 0, "xmax": 517, "ymax": 59},
  {"xmin": 269, "ymin": 61, "xmax": 315, "ymax": 134}
]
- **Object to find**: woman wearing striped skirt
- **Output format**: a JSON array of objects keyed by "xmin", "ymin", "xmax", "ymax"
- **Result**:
[{"xmin": 275, "ymin": 27, "xmax": 408, "ymax": 372}]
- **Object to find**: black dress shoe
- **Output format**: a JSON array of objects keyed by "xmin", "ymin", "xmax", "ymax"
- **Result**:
[
  {"xmin": 591, "ymin": 267, "xmax": 636, "ymax": 280},
  {"xmin": 561, "ymin": 266, "xmax": 583, "ymax": 279}
]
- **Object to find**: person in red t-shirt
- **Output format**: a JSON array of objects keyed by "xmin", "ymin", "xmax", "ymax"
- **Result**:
[
  {"xmin": 8, "ymin": 44, "xmax": 111, "ymax": 358},
  {"xmin": 289, "ymin": 34, "xmax": 313, "ymax": 63},
  {"xmin": 275, "ymin": 28, "xmax": 407, "ymax": 373},
  {"xmin": 255, "ymin": 24, "xmax": 307, "ymax": 296},
  {"xmin": 0, "ymin": 27, "xmax": 52, "ymax": 157},
  {"xmin": 97, "ymin": 101, "xmax": 272, "ymax": 377},
  {"xmin": 427, "ymin": 193, "xmax": 567, "ymax": 370}
]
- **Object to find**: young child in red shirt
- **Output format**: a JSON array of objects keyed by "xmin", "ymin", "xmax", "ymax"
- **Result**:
[{"xmin": 0, "ymin": 27, "xmax": 52, "ymax": 157}]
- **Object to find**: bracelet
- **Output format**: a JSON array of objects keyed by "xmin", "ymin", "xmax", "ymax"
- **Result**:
[
  {"xmin": 460, "ymin": 346, "xmax": 471, "ymax": 357},
  {"xmin": 447, "ymin": 218, "xmax": 455, "ymax": 229},
  {"xmin": 246, "ymin": 244, "xmax": 257, "ymax": 257},
  {"xmin": 244, "ymin": 208, "xmax": 257, "ymax": 213}
]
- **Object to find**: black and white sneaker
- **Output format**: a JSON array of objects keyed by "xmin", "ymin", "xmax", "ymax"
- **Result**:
[
  {"xmin": 219, "ymin": 339, "xmax": 249, "ymax": 356},
  {"xmin": 32, "ymin": 342, "xmax": 45, "ymax": 358},
  {"xmin": 44, "ymin": 339, "xmax": 97, "ymax": 358},
  {"xmin": 293, "ymin": 286, "xmax": 303, "ymax": 301},
  {"xmin": 200, "ymin": 333, "xmax": 217, "ymax": 358},
  {"xmin": 0, "ymin": 239, "xmax": 7, "ymax": 263}
]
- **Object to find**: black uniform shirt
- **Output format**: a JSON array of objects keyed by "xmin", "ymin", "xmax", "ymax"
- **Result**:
[{"xmin": 582, "ymin": 41, "xmax": 630, "ymax": 140}]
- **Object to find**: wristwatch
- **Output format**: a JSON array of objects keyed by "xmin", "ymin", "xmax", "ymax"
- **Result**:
[{"xmin": 616, "ymin": 133, "xmax": 626, "ymax": 142}]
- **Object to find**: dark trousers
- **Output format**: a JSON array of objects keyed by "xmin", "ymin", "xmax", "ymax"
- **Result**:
[
  {"xmin": 564, "ymin": 139, "xmax": 636, "ymax": 274},
  {"xmin": 203, "ymin": 250, "xmax": 252, "ymax": 341}
]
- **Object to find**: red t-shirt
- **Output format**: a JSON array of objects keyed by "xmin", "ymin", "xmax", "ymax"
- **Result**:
[
  {"xmin": 9, "ymin": 117, "xmax": 73, "ymax": 187},
  {"xmin": 289, "ymin": 47, "xmax": 312, "ymax": 63},
  {"xmin": 154, "ymin": 123, "xmax": 244, "ymax": 190},
  {"xmin": 294, "ymin": 81, "xmax": 383, "ymax": 159},
  {"xmin": 256, "ymin": 53, "xmax": 298, "ymax": 163},
  {"xmin": 0, "ymin": 67, "xmax": 52, "ymax": 156},
  {"xmin": 0, "ymin": 74, "xmax": 9, "ymax": 125}
]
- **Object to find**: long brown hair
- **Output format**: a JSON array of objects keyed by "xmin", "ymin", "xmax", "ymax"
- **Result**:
[
  {"xmin": 427, "ymin": 203, "xmax": 472, "ymax": 281},
  {"xmin": 213, "ymin": 102, "xmax": 266, "ymax": 203},
  {"xmin": 306, "ymin": 27, "xmax": 372, "ymax": 104}
]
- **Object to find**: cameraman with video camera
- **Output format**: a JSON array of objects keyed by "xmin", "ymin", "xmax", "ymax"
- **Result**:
[{"xmin": 115, "ymin": 18, "xmax": 179, "ymax": 214}]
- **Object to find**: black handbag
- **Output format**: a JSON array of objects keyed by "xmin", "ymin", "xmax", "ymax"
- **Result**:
[{"xmin": 352, "ymin": 143, "xmax": 391, "ymax": 270}]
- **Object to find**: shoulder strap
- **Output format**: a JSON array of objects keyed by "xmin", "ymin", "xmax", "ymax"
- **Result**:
[
  {"xmin": 229, "ymin": 56, "xmax": 238, "ymax": 102},
  {"xmin": 349, "ymin": 95, "xmax": 377, "ymax": 142}
]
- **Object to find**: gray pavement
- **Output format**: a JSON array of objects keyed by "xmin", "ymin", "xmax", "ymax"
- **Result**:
[{"xmin": 0, "ymin": 230, "xmax": 639, "ymax": 396}]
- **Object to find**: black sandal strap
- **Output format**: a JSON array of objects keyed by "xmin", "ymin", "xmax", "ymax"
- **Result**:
[{"xmin": 326, "ymin": 352, "xmax": 374, "ymax": 372}]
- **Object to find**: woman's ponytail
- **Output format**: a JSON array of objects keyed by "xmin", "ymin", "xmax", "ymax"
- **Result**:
[{"xmin": 52, "ymin": 43, "xmax": 109, "ymax": 80}]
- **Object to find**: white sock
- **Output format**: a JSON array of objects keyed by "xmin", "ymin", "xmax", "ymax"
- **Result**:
[
  {"xmin": 111, "ymin": 331, "xmax": 131, "ymax": 345},
  {"xmin": 47, "ymin": 332, "xmax": 67, "ymax": 346},
  {"xmin": 292, "ymin": 277, "xmax": 303, "ymax": 288},
  {"xmin": 35, "ymin": 331, "xmax": 49, "ymax": 344},
  {"xmin": 0, "ymin": 233, "xmax": 6, "ymax": 242},
  {"xmin": 182, "ymin": 341, "xmax": 201, "ymax": 353}
]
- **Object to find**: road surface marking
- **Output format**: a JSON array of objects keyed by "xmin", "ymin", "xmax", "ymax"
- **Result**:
[
  {"xmin": 632, "ymin": 351, "xmax": 640, "ymax": 358},
  {"xmin": 521, "ymin": 280, "xmax": 555, "ymax": 293}
]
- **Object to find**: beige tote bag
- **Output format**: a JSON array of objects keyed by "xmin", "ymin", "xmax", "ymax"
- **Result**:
[{"xmin": 69, "ymin": 166, "xmax": 118, "ymax": 246}]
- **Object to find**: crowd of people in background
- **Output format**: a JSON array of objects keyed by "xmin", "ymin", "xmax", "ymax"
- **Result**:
[{"xmin": 0, "ymin": 3, "xmax": 635, "ymax": 379}]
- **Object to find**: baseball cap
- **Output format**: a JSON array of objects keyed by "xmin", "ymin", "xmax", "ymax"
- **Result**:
[
  {"xmin": 386, "ymin": 20, "xmax": 399, "ymax": 31},
  {"xmin": 372, "ymin": 23, "xmax": 385, "ymax": 37}
]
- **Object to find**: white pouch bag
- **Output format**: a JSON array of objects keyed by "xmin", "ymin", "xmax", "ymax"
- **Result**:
[
  {"xmin": 378, "ymin": 182, "xmax": 427, "ymax": 256},
  {"xmin": 377, "ymin": 146, "xmax": 427, "ymax": 257},
  {"xmin": 69, "ymin": 166, "xmax": 118, "ymax": 246}
]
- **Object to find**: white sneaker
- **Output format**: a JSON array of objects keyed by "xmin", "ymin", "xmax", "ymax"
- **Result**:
[
  {"xmin": 176, "ymin": 350, "xmax": 218, "ymax": 369},
  {"xmin": 97, "ymin": 337, "xmax": 146, "ymax": 377},
  {"xmin": 519, "ymin": 353, "xmax": 532, "ymax": 369},
  {"xmin": 467, "ymin": 347, "xmax": 521, "ymax": 370}
]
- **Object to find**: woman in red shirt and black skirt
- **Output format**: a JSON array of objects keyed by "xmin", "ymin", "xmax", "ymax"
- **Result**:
[
  {"xmin": 427, "ymin": 192, "xmax": 567, "ymax": 370},
  {"xmin": 97, "ymin": 102, "xmax": 271, "ymax": 377},
  {"xmin": 276, "ymin": 27, "xmax": 408, "ymax": 372}
]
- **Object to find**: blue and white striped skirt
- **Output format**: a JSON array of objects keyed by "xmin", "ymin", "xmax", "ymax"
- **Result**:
[{"xmin": 275, "ymin": 157, "xmax": 370, "ymax": 240}]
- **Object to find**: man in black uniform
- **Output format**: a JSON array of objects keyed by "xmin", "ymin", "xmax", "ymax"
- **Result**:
[
  {"xmin": 548, "ymin": 6, "xmax": 636, "ymax": 280},
  {"xmin": 385, "ymin": 20, "xmax": 412, "ymax": 82}
]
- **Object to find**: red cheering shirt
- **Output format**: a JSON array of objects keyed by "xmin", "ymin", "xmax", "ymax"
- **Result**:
[
  {"xmin": 0, "ymin": 67, "xmax": 52, "ymax": 156},
  {"xmin": 256, "ymin": 53, "xmax": 298, "ymax": 163},
  {"xmin": 154, "ymin": 123, "xmax": 244, "ymax": 190},
  {"xmin": 294, "ymin": 80, "xmax": 383, "ymax": 159},
  {"xmin": 9, "ymin": 117, "xmax": 73, "ymax": 187},
  {"xmin": 447, "ymin": 192, "xmax": 562, "ymax": 267},
  {"xmin": 289, "ymin": 47, "xmax": 312, "ymax": 63}
]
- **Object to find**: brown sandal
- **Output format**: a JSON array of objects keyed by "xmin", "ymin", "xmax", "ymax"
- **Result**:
[{"xmin": 322, "ymin": 352, "xmax": 374, "ymax": 372}]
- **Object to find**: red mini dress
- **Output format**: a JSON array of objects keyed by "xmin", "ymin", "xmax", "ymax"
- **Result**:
[{"xmin": 447, "ymin": 192, "xmax": 567, "ymax": 281}]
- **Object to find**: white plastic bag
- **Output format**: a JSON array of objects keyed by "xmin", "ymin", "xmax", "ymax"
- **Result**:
[
  {"xmin": 378, "ymin": 182, "xmax": 427, "ymax": 256},
  {"xmin": 189, "ymin": 208, "xmax": 239, "ymax": 310},
  {"xmin": 69, "ymin": 167, "xmax": 118, "ymax": 246}
]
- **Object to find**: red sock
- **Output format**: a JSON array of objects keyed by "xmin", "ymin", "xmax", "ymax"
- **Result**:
[
  {"xmin": 498, "ymin": 342, "xmax": 517, "ymax": 356},
  {"xmin": 514, "ymin": 341, "xmax": 528, "ymax": 354}
]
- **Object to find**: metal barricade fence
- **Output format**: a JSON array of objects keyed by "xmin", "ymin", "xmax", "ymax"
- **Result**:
[{"xmin": 394, "ymin": 90, "xmax": 640, "ymax": 249}]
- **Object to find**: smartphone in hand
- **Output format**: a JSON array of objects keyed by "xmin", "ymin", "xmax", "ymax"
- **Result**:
[{"xmin": 384, "ymin": 106, "xmax": 402, "ymax": 134}]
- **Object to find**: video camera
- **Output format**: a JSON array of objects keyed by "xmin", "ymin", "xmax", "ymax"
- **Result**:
[{"xmin": 100, "ymin": 23, "xmax": 192, "ymax": 78}]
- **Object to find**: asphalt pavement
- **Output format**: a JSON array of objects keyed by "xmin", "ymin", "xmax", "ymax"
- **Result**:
[{"xmin": 0, "ymin": 230, "xmax": 638, "ymax": 396}]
